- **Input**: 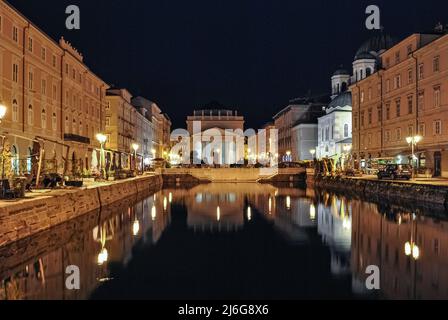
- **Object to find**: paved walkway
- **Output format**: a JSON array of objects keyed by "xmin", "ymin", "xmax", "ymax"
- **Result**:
[{"xmin": 0, "ymin": 173, "xmax": 158, "ymax": 208}]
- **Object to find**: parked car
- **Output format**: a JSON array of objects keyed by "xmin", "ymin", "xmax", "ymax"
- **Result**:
[{"xmin": 377, "ymin": 164, "xmax": 412, "ymax": 180}]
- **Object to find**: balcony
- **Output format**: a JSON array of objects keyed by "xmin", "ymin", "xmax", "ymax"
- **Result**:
[{"xmin": 64, "ymin": 134, "xmax": 91, "ymax": 145}]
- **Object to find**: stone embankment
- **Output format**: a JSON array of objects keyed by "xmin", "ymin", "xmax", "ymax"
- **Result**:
[
  {"xmin": 313, "ymin": 175, "xmax": 448, "ymax": 207},
  {"xmin": 0, "ymin": 175, "xmax": 162, "ymax": 246}
]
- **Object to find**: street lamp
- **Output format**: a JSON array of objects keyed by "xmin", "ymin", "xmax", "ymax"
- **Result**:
[
  {"xmin": 96, "ymin": 133, "xmax": 107, "ymax": 179},
  {"xmin": 132, "ymin": 143, "xmax": 140, "ymax": 174},
  {"xmin": 286, "ymin": 150, "xmax": 292, "ymax": 162},
  {"xmin": 310, "ymin": 149, "xmax": 316, "ymax": 159},
  {"xmin": 406, "ymin": 135, "xmax": 422, "ymax": 179}
]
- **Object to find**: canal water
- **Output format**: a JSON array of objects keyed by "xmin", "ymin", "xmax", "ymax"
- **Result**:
[{"xmin": 0, "ymin": 183, "xmax": 447, "ymax": 300}]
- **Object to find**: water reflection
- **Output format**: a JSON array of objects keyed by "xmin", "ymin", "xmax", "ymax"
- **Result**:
[{"xmin": 1, "ymin": 184, "xmax": 448, "ymax": 300}]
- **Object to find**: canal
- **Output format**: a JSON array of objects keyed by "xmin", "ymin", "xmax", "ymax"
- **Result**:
[{"xmin": 1, "ymin": 183, "xmax": 447, "ymax": 300}]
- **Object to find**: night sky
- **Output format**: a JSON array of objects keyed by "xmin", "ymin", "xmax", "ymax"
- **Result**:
[{"xmin": 6, "ymin": 0, "xmax": 448, "ymax": 128}]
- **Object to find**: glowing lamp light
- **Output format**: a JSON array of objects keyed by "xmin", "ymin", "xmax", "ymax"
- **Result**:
[
  {"xmin": 0, "ymin": 102, "xmax": 7, "ymax": 122},
  {"xmin": 97, "ymin": 248, "xmax": 108, "ymax": 266},
  {"xmin": 412, "ymin": 245, "xmax": 420, "ymax": 260},
  {"xmin": 405, "ymin": 242, "xmax": 412, "ymax": 256},
  {"xmin": 406, "ymin": 137, "xmax": 413, "ymax": 144},
  {"xmin": 132, "ymin": 143, "xmax": 140, "ymax": 152},
  {"xmin": 96, "ymin": 133, "xmax": 107, "ymax": 144}
]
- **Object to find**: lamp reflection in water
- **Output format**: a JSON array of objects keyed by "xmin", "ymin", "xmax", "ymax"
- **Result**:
[
  {"xmin": 247, "ymin": 206, "xmax": 252, "ymax": 221},
  {"xmin": 151, "ymin": 205, "xmax": 157, "ymax": 221},
  {"xmin": 132, "ymin": 220, "xmax": 140, "ymax": 236},
  {"xmin": 404, "ymin": 213, "xmax": 420, "ymax": 260},
  {"xmin": 268, "ymin": 197, "xmax": 272, "ymax": 214},
  {"xmin": 163, "ymin": 196, "xmax": 168, "ymax": 212},
  {"xmin": 286, "ymin": 196, "xmax": 291, "ymax": 210},
  {"xmin": 169, "ymin": 192, "xmax": 173, "ymax": 203},
  {"xmin": 310, "ymin": 204, "xmax": 316, "ymax": 221},
  {"xmin": 217, "ymin": 206, "xmax": 221, "ymax": 222}
]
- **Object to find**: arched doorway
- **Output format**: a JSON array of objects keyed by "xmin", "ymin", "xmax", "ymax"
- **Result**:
[
  {"xmin": 434, "ymin": 152, "xmax": 442, "ymax": 177},
  {"xmin": 11, "ymin": 145, "xmax": 19, "ymax": 175}
]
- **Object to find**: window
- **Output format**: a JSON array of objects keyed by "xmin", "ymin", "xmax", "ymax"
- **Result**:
[
  {"xmin": 361, "ymin": 91, "xmax": 364, "ymax": 103},
  {"xmin": 53, "ymin": 85, "xmax": 57, "ymax": 100},
  {"xmin": 377, "ymin": 107, "xmax": 382, "ymax": 122},
  {"xmin": 41, "ymin": 109, "xmax": 47, "ymax": 129},
  {"xmin": 52, "ymin": 113, "xmax": 57, "ymax": 131},
  {"xmin": 407, "ymin": 44, "xmax": 413, "ymax": 56},
  {"xmin": 105, "ymin": 116, "xmax": 111, "ymax": 126},
  {"xmin": 41, "ymin": 47, "xmax": 46, "ymax": 61},
  {"xmin": 361, "ymin": 111, "xmax": 365, "ymax": 127},
  {"xmin": 418, "ymin": 91, "xmax": 425, "ymax": 111},
  {"xmin": 419, "ymin": 63, "xmax": 424, "ymax": 79},
  {"xmin": 65, "ymin": 116, "xmax": 69, "ymax": 133},
  {"xmin": 28, "ymin": 70, "xmax": 34, "ymax": 90},
  {"xmin": 41, "ymin": 79, "xmax": 46, "ymax": 95},
  {"xmin": 344, "ymin": 124, "xmax": 349, "ymax": 138},
  {"xmin": 396, "ymin": 99, "xmax": 401, "ymax": 117},
  {"xmin": 368, "ymin": 109, "xmax": 372, "ymax": 125},
  {"xmin": 434, "ymin": 86, "xmax": 441, "ymax": 108},
  {"xmin": 395, "ymin": 51, "xmax": 401, "ymax": 64},
  {"xmin": 79, "ymin": 122, "xmax": 83, "ymax": 135},
  {"xmin": 396, "ymin": 128, "xmax": 402, "ymax": 141},
  {"xmin": 368, "ymin": 88, "xmax": 372, "ymax": 100},
  {"xmin": 394, "ymin": 74, "xmax": 401, "ymax": 89},
  {"xmin": 385, "ymin": 57, "xmax": 390, "ymax": 68},
  {"xmin": 419, "ymin": 123, "xmax": 426, "ymax": 136},
  {"xmin": 408, "ymin": 69, "xmax": 413, "ymax": 84},
  {"xmin": 386, "ymin": 79, "xmax": 390, "ymax": 92},
  {"xmin": 434, "ymin": 120, "xmax": 442, "ymax": 135},
  {"xmin": 12, "ymin": 100, "xmax": 18, "ymax": 122},
  {"xmin": 65, "ymin": 63, "xmax": 69, "ymax": 74},
  {"xmin": 28, "ymin": 105, "xmax": 33, "ymax": 125},
  {"xmin": 28, "ymin": 37, "xmax": 33, "ymax": 52},
  {"xmin": 72, "ymin": 119, "xmax": 77, "ymax": 134},
  {"xmin": 407, "ymin": 95, "xmax": 413, "ymax": 114},
  {"xmin": 12, "ymin": 63, "xmax": 19, "ymax": 83},
  {"xmin": 385, "ymin": 130, "xmax": 391, "ymax": 142},
  {"xmin": 354, "ymin": 115, "xmax": 358, "ymax": 130},
  {"xmin": 433, "ymin": 56, "xmax": 440, "ymax": 72},
  {"xmin": 106, "ymin": 101, "xmax": 111, "ymax": 110},
  {"xmin": 52, "ymin": 55, "xmax": 57, "ymax": 68},
  {"xmin": 12, "ymin": 26, "xmax": 18, "ymax": 42},
  {"xmin": 386, "ymin": 103, "xmax": 391, "ymax": 120},
  {"xmin": 408, "ymin": 125, "xmax": 413, "ymax": 136}
]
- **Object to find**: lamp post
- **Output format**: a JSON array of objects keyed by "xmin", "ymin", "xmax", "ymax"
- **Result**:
[
  {"xmin": 286, "ymin": 150, "xmax": 292, "ymax": 163},
  {"xmin": 0, "ymin": 101, "xmax": 7, "ymax": 182},
  {"xmin": 96, "ymin": 133, "xmax": 107, "ymax": 180},
  {"xmin": 132, "ymin": 143, "xmax": 140, "ymax": 175},
  {"xmin": 406, "ymin": 135, "xmax": 422, "ymax": 180},
  {"xmin": 342, "ymin": 145, "xmax": 352, "ymax": 171}
]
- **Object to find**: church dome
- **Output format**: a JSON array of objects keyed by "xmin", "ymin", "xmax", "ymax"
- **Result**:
[
  {"xmin": 328, "ymin": 91, "xmax": 352, "ymax": 110},
  {"xmin": 354, "ymin": 33, "xmax": 396, "ymax": 60},
  {"xmin": 333, "ymin": 68, "xmax": 350, "ymax": 76}
]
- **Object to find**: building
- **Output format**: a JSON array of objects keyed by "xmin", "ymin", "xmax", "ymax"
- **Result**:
[
  {"xmin": 351, "ymin": 30, "xmax": 448, "ymax": 176},
  {"xmin": 273, "ymin": 96, "xmax": 326, "ymax": 162},
  {"xmin": 161, "ymin": 113, "xmax": 172, "ymax": 156},
  {"xmin": 186, "ymin": 104, "xmax": 245, "ymax": 165},
  {"xmin": 0, "ymin": 1, "xmax": 108, "ymax": 179},
  {"xmin": 105, "ymin": 88, "xmax": 135, "ymax": 170},
  {"xmin": 316, "ymin": 91, "xmax": 352, "ymax": 161}
]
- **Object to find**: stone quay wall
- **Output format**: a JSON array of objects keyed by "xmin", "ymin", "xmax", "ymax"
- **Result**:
[
  {"xmin": 312, "ymin": 175, "xmax": 448, "ymax": 207},
  {"xmin": 0, "ymin": 175, "xmax": 162, "ymax": 247}
]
